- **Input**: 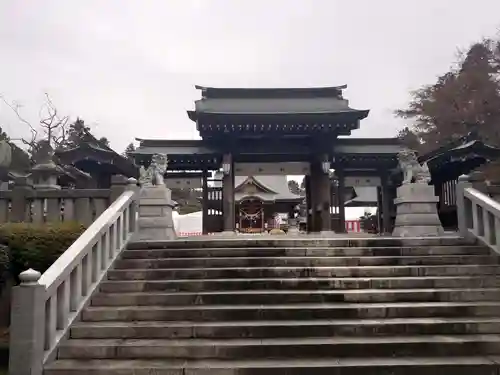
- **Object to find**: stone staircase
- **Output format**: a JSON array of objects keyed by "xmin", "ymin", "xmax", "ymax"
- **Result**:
[{"xmin": 44, "ymin": 237, "xmax": 500, "ymax": 374}]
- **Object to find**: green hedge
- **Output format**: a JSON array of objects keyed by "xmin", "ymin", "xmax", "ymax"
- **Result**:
[{"xmin": 0, "ymin": 222, "xmax": 86, "ymax": 281}]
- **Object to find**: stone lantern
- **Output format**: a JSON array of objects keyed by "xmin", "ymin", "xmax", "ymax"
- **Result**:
[{"xmin": 29, "ymin": 140, "xmax": 62, "ymax": 190}]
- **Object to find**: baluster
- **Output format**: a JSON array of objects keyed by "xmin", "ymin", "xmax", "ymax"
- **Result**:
[
  {"xmin": 483, "ymin": 210, "xmax": 493, "ymax": 246},
  {"xmin": 123, "ymin": 208, "xmax": 129, "ymax": 241},
  {"xmin": 109, "ymin": 223, "xmax": 116, "ymax": 259},
  {"xmin": 495, "ymin": 218, "xmax": 500, "ymax": 253},
  {"xmin": 101, "ymin": 232, "xmax": 109, "ymax": 269},
  {"xmin": 44, "ymin": 294, "xmax": 57, "ymax": 350},
  {"xmin": 63, "ymin": 198, "xmax": 75, "ymax": 222},
  {"xmin": 92, "ymin": 241, "xmax": 102, "ymax": 283},
  {"xmin": 70, "ymin": 264, "xmax": 82, "ymax": 311},
  {"xmin": 32, "ymin": 198, "xmax": 44, "ymax": 224},
  {"xmin": 75, "ymin": 197, "xmax": 92, "ymax": 226},
  {"xmin": 81, "ymin": 251, "xmax": 93, "ymax": 297},
  {"xmin": 94, "ymin": 198, "xmax": 108, "ymax": 219},
  {"xmin": 477, "ymin": 205, "xmax": 485, "ymax": 237},
  {"xmin": 471, "ymin": 203, "xmax": 479, "ymax": 236},
  {"xmin": 116, "ymin": 216, "xmax": 122, "ymax": 251},
  {"xmin": 46, "ymin": 198, "xmax": 61, "ymax": 223},
  {"xmin": 56, "ymin": 280, "xmax": 70, "ymax": 330}
]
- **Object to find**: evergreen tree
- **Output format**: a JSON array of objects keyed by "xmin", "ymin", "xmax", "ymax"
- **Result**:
[
  {"xmin": 123, "ymin": 142, "xmax": 136, "ymax": 160},
  {"xmin": 98, "ymin": 137, "xmax": 110, "ymax": 147},
  {"xmin": 63, "ymin": 117, "xmax": 90, "ymax": 149}
]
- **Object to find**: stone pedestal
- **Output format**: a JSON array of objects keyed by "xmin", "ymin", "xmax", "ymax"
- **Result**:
[
  {"xmin": 132, "ymin": 184, "xmax": 176, "ymax": 241},
  {"xmin": 392, "ymin": 183, "xmax": 444, "ymax": 237}
]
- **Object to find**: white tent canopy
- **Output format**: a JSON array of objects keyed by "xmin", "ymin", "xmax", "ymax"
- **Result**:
[{"xmin": 173, "ymin": 211, "xmax": 203, "ymax": 234}]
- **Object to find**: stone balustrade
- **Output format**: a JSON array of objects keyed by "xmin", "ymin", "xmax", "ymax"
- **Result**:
[
  {"xmin": 8, "ymin": 178, "xmax": 139, "ymax": 375},
  {"xmin": 457, "ymin": 175, "xmax": 500, "ymax": 253},
  {"xmin": 0, "ymin": 175, "xmax": 133, "ymax": 226}
]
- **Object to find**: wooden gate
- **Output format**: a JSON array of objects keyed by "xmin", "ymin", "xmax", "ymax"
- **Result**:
[
  {"xmin": 205, "ymin": 186, "xmax": 223, "ymax": 233},
  {"xmin": 435, "ymin": 179, "xmax": 458, "ymax": 230}
]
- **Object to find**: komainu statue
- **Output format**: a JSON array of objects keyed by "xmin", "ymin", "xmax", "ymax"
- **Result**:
[
  {"xmin": 397, "ymin": 149, "xmax": 431, "ymax": 185},
  {"xmin": 139, "ymin": 153, "xmax": 168, "ymax": 186}
]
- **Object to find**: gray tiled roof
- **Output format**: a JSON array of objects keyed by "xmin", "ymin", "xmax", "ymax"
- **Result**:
[{"xmin": 213, "ymin": 173, "xmax": 302, "ymax": 202}]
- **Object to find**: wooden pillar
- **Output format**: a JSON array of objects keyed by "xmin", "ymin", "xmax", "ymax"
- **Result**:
[
  {"xmin": 376, "ymin": 186, "xmax": 383, "ymax": 233},
  {"xmin": 337, "ymin": 169, "xmax": 346, "ymax": 233},
  {"xmin": 309, "ymin": 162, "xmax": 320, "ymax": 232},
  {"xmin": 304, "ymin": 175, "xmax": 312, "ymax": 233},
  {"xmin": 309, "ymin": 156, "xmax": 332, "ymax": 233},
  {"xmin": 222, "ymin": 154, "xmax": 235, "ymax": 232},
  {"xmin": 381, "ymin": 173, "xmax": 391, "ymax": 234},
  {"xmin": 202, "ymin": 169, "xmax": 209, "ymax": 235},
  {"xmin": 319, "ymin": 160, "xmax": 332, "ymax": 232}
]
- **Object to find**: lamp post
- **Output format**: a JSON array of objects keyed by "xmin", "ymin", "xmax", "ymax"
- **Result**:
[
  {"xmin": 321, "ymin": 160, "xmax": 330, "ymax": 174},
  {"xmin": 221, "ymin": 162, "xmax": 231, "ymax": 175}
]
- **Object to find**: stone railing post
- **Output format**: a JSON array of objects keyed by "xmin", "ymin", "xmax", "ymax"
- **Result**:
[
  {"xmin": 469, "ymin": 171, "xmax": 487, "ymax": 193},
  {"xmin": 126, "ymin": 178, "xmax": 140, "ymax": 233},
  {"xmin": 487, "ymin": 177, "xmax": 500, "ymax": 202},
  {"xmin": 456, "ymin": 174, "xmax": 473, "ymax": 238},
  {"xmin": 9, "ymin": 269, "xmax": 45, "ymax": 375},
  {"xmin": 110, "ymin": 175, "xmax": 129, "ymax": 203},
  {"xmin": 11, "ymin": 177, "xmax": 33, "ymax": 222}
]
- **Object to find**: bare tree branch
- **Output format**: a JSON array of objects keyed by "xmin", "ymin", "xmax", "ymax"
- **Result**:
[
  {"xmin": 0, "ymin": 93, "xmax": 70, "ymax": 155},
  {"xmin": 0, "ymin": 95, "xmax": 38, "ymax": 140}
]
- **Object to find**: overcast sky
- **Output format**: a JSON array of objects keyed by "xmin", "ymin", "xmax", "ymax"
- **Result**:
[{"xmin": 1, "ymin": 0, "xmax": 499, "ymax": 153}]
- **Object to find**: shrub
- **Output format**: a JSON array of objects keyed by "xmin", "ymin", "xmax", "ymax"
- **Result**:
[
  {"xmin": 0, "ymin": 222, "xmax": 86, "ymax": 280},
  {"xmin": 0, "ymin": 245, "xmax": 9, "ymax": 286}
]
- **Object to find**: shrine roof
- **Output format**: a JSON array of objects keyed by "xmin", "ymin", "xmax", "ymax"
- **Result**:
[
  {"xmin": 132, "ymin": 137, "xmax": 402, "ymax": 156},
  {"xmin": 133, "ymin": 139, "xmax": 217, "ymax": 155},
  {"xmin": 213, "ymin": 173, "xmax": 302, "ymax": 202},
  {"xmin": 55, "ymin": 131, "xmax": 139, "ymax": 178},
  {"xmin": 188, "ymin": 85, "xmax": 369, "ymax": 122},
  {"xmin": 195, "ymin": 85, "xmax": 348, "ymax": 99},
  {"xmin": 335, "ymin": 137, "xmax": 402, "ymax": 154},
  {"xmin": 131, "ymin": 137, "xmax": 403, "ymax": 171},
  {"xmin": 418, "ymin": 132, "xmax": 500, "ymax": 181}
]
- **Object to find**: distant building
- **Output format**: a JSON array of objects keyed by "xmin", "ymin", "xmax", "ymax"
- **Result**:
[{"xmin": 213, "ymin": 173, "xmax": 302, "ymax": 233}]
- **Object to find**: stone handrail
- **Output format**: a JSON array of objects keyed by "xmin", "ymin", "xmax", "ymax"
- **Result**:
[
  {"xmin": 9, "ymin": 178, "xmax": 139, "ymax": 375},
  {"xmin": 457, "ymin": 175, "xmax": 500, "ymax": 252}
]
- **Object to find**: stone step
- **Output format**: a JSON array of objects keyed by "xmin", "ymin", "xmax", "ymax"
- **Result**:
[
  {"xmin": 106, "ymin": 265, "xmax": 500, "ymax": 280},
  {"xmin": 99, "ymin": 276, "xmax": 500, "ymax": 293},
  {"xmin": 43, "ymin": 357, "xmax": 500, "ymax": 375},
  {"xmin": 81, "ymin": 301, "xmax": 500, "ymax": 322},
  {"xmin": 90, "ymin": 288, "xmax": 500, "ymax": 306},
  {"xmin": 114, "ymin": 255, "xmax": 497, "ymax": 269},
  {"xmin": 126, "ymin": 237, "xmax": 470, "ymax": 250},
  {"xmin": 121, "ymin": 246, "xmax": 487, "ymax": 259},
  {"xmin": 57, "ymin": 335, "xmax": 500, "ymax": 360},
  {"xmin": 70, "ymin": 317, "xmax": 500, "ymax": 339}
]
